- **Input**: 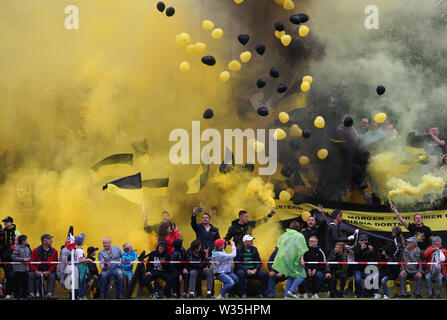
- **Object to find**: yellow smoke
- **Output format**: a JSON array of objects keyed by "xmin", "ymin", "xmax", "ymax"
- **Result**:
[{"xmin": 387, "ymin": 174, "xmax": 445, "ymax": 202}]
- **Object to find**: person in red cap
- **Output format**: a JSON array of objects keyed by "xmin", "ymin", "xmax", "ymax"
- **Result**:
[{"xmin": 211, "ymin": 239, "xmax": 238, "ymax": 299}]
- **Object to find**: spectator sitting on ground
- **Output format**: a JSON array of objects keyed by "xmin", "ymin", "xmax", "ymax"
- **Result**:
[
  {"xmin": 191, "ymin": 207, "xmax": 220, "ymax": 251},
  {"xmin": 423, "ymin": 236, "xmax": 447, "ymax": 299},
  {"xmin": 225, "ymin": 208, "xmax": 276, "ymax": 247},
  {"xmin": 57, "ymin": 242, "xmax": 71, "ymax": 290},
  {"xmin": 212, "ymin": 239, "xmax": 238, "ymax": 299},
  {"xmin": 266, "ymin": 247, "xmax": 287, "ymax": 298},
  {"xmin": 234, "ymin": 235, "xmax": 268, "ymax": 298},
  {"xmin": 86, "ymin": 246, "xmax": 100, "ymax": 299},
  {"xmin": 11, "ymin": 234, "xmax": 31, "ymax": 300},
  {"xmin": 186, "ymin": 239, "xmax": 213, "ymax": 298},
  {"xmin": 399, "ymin": 237, "xmax": 423, "ymax": 298},
  {"xmin": 29, "ymin": 234, "xmax": 58, "ymax": 299},
  {"xmin": 299, "ymin": 236, "xmax": 326, "ymax": 299},
  {"xmin": 390, "ymin": 204, "xmax": 432, "ymax": 251},
  {"xmin": 379, "ymin": 247, "xmax": 394, "ymax": 299},
  {"xmin": 353, "ymin": 234, "xmax": 380, "ymax": 298},
  {"xmin": 121, "ymin": 242, "xmax": 139, "ymax": 291},
  {"xmin": 98, "ymin": 237, "xmax": 124, "ymax": 299},
  {"xmin": 170, "ymin": 238, "xmax": 188, "ymax": 298},
  {"xmin": 145, "ymin": 241, "xmax": 172, "ymax": 299},
  {"xmin": 325, "ymin": 242, "xmax": 348, "ymax": 298}
]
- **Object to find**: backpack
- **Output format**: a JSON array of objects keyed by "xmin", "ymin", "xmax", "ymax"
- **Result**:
[{"xmin": 429, "ymin": 250, "xmax": 444, "ymax": 277}]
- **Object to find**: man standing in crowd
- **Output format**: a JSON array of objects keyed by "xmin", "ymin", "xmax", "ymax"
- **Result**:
[
  {"xmin": 191, "ymin": 207, "xmax": 220, "ymax": 251},
  {"xmin": 266, "ymin": 247, "xmax": 287, "ymax": 298},
  {"xmin": 29, "ymin": 234, "xmax": 58, "ymax": 299},
  {"xmin": 300, "ymin": 236, "xmax": 326, "ymax": 298},
  {"xmin": 98, "ymin": 237, "xmax": 124, "ymax": 299},
  {"xmin": 11, "ymin": 234, "xmax": 31, "ymax": 300},
  {"xmin": 423, "ymin": 236, "xmax": 447, "ymax": 298},
  {"xmin": 0, "ymin": 216, "xmax": 20, "ymax": 298},
  {"xmin": 399, "ymin": 237, "xmax": 423, "ymax": 298},
  {"xmin": 325, "ymin": 242, "xmax": 348, "ymax": 298},
  {"xmin": 301, "ymin": 205, "xmax": 327, "ymax": 246},
  {"xmin": 353, "ymin": 234, "xmax": 379, "ymax": 298},
  {"xmin": 325, "ymin": 210, "xmax": 357, "ymax": 255},
  {"xmin": 234, "ymin": 235, "xmax": 268, "ymax": 298},
  {"xmin": 391, "ymin": 204, "xmax": 432, "ymax": 251},
  {"xmin": 225, "ymin": 208, "xmax": 276, "ymax": 247}
]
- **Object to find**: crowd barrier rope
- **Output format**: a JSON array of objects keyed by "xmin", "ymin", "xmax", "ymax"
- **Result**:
[{"xmin": 0, "ymin": 261, "xmax": 445, "ymax": 265}]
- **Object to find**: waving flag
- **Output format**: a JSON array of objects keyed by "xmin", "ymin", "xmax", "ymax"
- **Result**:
[{"xmin": 65, "ymin": 226, "xmax": 76, "ymax": 251}]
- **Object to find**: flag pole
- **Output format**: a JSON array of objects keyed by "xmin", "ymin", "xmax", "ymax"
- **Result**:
[{"xmin": 71, "ymin": 249, "xmax": 75, "ymax": 300}]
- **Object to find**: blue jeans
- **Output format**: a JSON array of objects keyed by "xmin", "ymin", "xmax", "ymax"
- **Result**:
[
  {"xmin": 426, "ymin": 272, "xmax": 443, "ymax": 295},
  {"xmin": 284, "ymin": 277, "xmax": 304, "ymax": 296},
  {"xmin": 380, "ymin": 276, "xmax": 390, "ymax": 296},
  {"xmin": 236, "ymin": 268, "xmax": 268, "ymax": 296},
  {"xmin": 99, "ymin": 268, "xmax": 124, "ymax": 297},
  {"xmin": 267, "ymin": 272, "xmax": 287, "ymax": 298},
  {"xmin": 354, "ymin": 270, "xmax": 378, "ymax": 296},
  {"xmin": 216, "ymin": 272, "xmax": 239, "ymax": 297},
  {"xmin": 299, "ymin": 271, "xmax": 324, "ymax": 294}
]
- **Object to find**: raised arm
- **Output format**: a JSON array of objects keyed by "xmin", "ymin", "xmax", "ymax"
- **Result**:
[{"xmin": 390, "ymin": 204, "xmax": 409, "ymax": 229}]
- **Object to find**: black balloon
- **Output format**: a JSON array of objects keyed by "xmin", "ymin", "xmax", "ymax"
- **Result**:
[
  {"xmin": 166, "ymin": 7, "xmax": 175, "ymax": 16},
  {"xmin": 298, "ymin": 13, "xmax": 309, "ymax": 23},
  {"xmin": 274, "ymin": 22, "xmax": 285, "ymax": 31},
  {"xmin": 270, "ymin": 67, "xmax": 279, "ymax": 78},
  {"xmin": 255, "ymin": 43, "xmax": 266, "ymax": 55},
  {"xmin": 201, "ymin": 55, "xmax": 216, "ymax": 66},
  {"xmin": 156, "ymin": 1, "xmax": 165, "ymax": 12},
  {"xmin": 244, "ymin": 163, "xmax": 255, "ymax": 172},
  {"xmin": 281, "ymin": 165, "xmax": 293, "ymax": 178},
  {"xmin": 376, "ymin": 85, "xmax": 386, "ymax": 95},
  {"xmin": 203, "ymin": 108, "xmax": 214, "ymax": 119},
  {"xmin": 277, "ymin": 84, "xmax": 288, "ymax": 93},
  {"xmin": 257, "ymin": 106, "xmax": 269, "ymax": 116},
  {"xmin": 289, "ymin": 140, "xmax": 300, "ymax": 151},
  {"xmin": 343, "ymin": 117, "xmax": 354, "ymax": 127},
  {"xmin": 238, "ymin": 34, "xmax": 250, "ymax": 45},
  {"xmin": 302, "ymin": 129, "xmax": 311, "ymax": 139},
  {"xmin": 289, "ymin": 15, "xmax": 301, "ymax": 25},
  {"xmin": 257, "ymin": 78, "xmax": 266, "ymax": 88}
]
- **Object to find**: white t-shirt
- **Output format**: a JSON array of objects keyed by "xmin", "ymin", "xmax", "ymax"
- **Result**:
[{"xmin": 75, "ymin": 248, "xmax": 86, "ymax": 263}]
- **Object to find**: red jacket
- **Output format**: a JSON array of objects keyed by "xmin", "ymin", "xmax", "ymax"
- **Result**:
[
  {"xmin": 165, "ymin": 231, "xmax": 181, "ymax": 255},
  {"xmin": 424, "ymin": 245, "xmax": 447, "ymax": 275},
  {"xmin": 30, "ymin": 245, "xmax": 59, "ymax": 273}
]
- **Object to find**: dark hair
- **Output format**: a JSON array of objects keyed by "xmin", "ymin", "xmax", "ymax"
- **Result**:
[
  {"xmin": 289, "ymin": 220, "xmax": 301, "ymax": 231},
  {"xmin": 381, "ymin": 246, "xmax": 392, "ymax": 257},
  {"xmin": 331, "ymin": 210, "xmax": 342, "ymax": 219},
  {"xmin": 392, "ymin": 226, "xmax": 406, "ymax": 248},
  {"xmin": 202, "ymin": 212, "xmax": 211, "ymax": 218},
  {"xmin": 190, "ymin": 239, "xmax": 201, "ymax": 252},
  {"xmin": 239, "ymin": 210, "xmax": 248, "ymax": 216},
  {"xmin": 161, "ymin": 211, "xmax": 170, "ymax": 217},
  {"xmin": 158, "ymin": 222, "xmax": 170, "ymax": 242},
  {"xmin": 18, "ymin": 235, "xmax": 27, "ymax": 244}
]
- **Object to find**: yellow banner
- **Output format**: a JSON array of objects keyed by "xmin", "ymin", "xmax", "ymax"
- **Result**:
[{"xmin": 274, "ymin": 201, "xmax": 447, "ymax": 232}]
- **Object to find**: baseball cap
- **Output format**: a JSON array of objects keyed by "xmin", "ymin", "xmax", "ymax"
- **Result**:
[
  {"xmin": 359, "ymin": 234, "xmax": 368, "ymax": 241},
  {"xmin": 2, "ymin": 216, "xmax": 13, "ymax": 223},
  {"xmin": 87, "ymin": 246, "xmax": 99, "ymax": 255},
  {"xmin": 242, "ymin": 235, "xmax": 255, "ymax": 242},
  {"xmin": 406, "ymin": 236, "xmax": 419, "ymax": 243},
  {"xmin": 214, "ymin": 239, "xmax": 226, "ymax": 249},
  {"xmin": 75, "ymin": 233, "xmax": 86, "ymax": 245},
  {"xmin": 41, "ymin": 234, "xmax": 53, "ymax": 242}
]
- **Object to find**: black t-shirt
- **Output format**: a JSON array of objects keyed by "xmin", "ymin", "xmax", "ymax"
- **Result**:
[{"xmin": 408, "ymin": 223, "xmax": 432, "ymax": 250}]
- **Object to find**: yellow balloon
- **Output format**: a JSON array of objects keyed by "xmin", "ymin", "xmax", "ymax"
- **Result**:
[
  {"xmin": 279, "ymin": 190, "xmax": 291, "ymax": 202},
  {"xmin": 234, "ymin": 0, "xmax": 244, "ymax": 3},
  {"xmin": 265, "ymin": 182, "xmax": 275, "ymax": 191},
  {"xmin": 280, "ymin": 34, "xmax": 292, "ymax": 46},
  {"xmin": 283, "ymin": 0, "xmax": 294, "ymax": 10},
  {"xmin": 302, "ymin": 211, "xmax": 311, "ymax": 222},
  {"xmin": 299, "ymin": 155, "xmax": 309, "ymax": 166},
  {"xmin": 176, "ymin": 33, "xmax": 191, "ymax": 48},
  {"xmin": 302, "ymin": 75, "xmax": 313, "ymax": 84},
  {"xmin": 314, "ymin": 116, "xmax": 325, "ymax": 128},
  {"xmin": 299, "ymin": 25, "xmax": 310, "ymax": 37},
  {"xmin": 211, "ymin": 28, "xmax": 223, "ymax": 39},
  {"xmin": 274, "ymin": 0, "xmax": 285, "ymax": 5},
  {"xmin": 274, "ymin": 128, "xmax": 287, "ymax": 140},
  {"xmin": 275, "ymin": 30, "xmax": 286, "ymax": 39},
  {"xmin": 290, "ymin": 124, "xmax": 302, "ymax": 137},
  {"xmin": 301, "ymin": 81, "xmax": 310, "ymax": 92},
  {"xmin": 202, "ymin": 20, "xmax": 214, "ymax": 31},
  {"xmin": 228, "ymin": 60, "xmax": 241, "ymax": 71},
  {"xmin": 186, "ymin": 44, "xmax": 196, "ymax": 55},
  {"xmin": 195, "ymin": 42, "xmax": 207, "ymax": 54},
  {"xmin": 279, "ymin": 112, "xmax": 289, "ymax": 124},
  {"xmin": 374, "ymin": 112, "xmax": 387, "ymax": 123},
  {"xmin": 286, "ymin": 188, "xmax": 295, "ymax": 197},
  {"xmin": 240, "ymin": 51, "xmax": 252, "ymax": 63},
  {"xmin": 179, "ymin": 61, "xmax": 190, "ymax": 72},
  {"xmin": 317, "ymin": 148, "xmax": 328, "ymax": 160},
  {"xmin": 219, "ymin": 71, "xmax": 230, "ymax": 82}
]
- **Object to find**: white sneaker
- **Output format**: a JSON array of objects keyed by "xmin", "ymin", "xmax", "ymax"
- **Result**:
[
  {"xmin": 286, "ymin": 291, "xmax": 298, "ymax": 299},
  {"xmin": 5, "ymin": 295, "xmax": 12, "ymax": 299},
  {"xmin": 312, "ymin": 293, "xmax": 319, "ymax": 299},
  {"xmin": 383, "ymin": 295, "xmax": 389, "ymax": 299},
  {"xmin": 217, "ymin": 295, "xmax": 224, "ymax": 299},
  {"xmin": 374, "ymin": 293, "xmax": 381, "ymax": 299},
  {"xmin": 302, "ymin": 293, "xmax": 308, "ymax": 299}
]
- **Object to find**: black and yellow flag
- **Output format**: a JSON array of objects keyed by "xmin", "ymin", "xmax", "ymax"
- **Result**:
[
  {"xmin": 90, "ymin": 154, "xmax": 134, "ymax": 184},
  {"xmin": 142, "ymin": 178, "xmax": 169, "ymax": 197},
  {"xmin": 91, "ymin": 154, "xmax": 133, "ymax": 172},
  {"xmin": 187, "ymin": 154, "xmax": 210, "ymax": 194},
  {"xmin": 103, "ymin": 172, "xmax": 143, "ymax": 204}
]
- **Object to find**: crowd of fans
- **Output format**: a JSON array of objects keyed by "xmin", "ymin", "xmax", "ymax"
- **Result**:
[{"xmin": 0, "ymin": 200, "xmax": 445, "ymax": 300}]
